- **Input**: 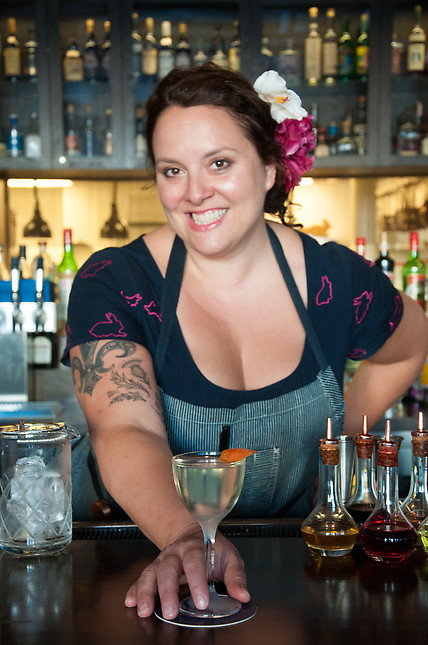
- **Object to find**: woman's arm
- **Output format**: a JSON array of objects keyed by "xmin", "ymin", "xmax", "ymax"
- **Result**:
[
  {"xmin": 343, "ymin": 293, "xmax": 428, "ymax": 435},
  {"xmin": 69, "ymin": 339, "xmax": 249, "ymax": 618}
]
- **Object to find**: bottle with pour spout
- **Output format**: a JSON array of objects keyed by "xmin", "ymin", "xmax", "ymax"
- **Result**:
[
  {"xmin": 359, "ymin": 420, "xmax": 418, "ymax": 564},
  {"xmin": 301, "ymin": 418, "xmax": 358, "ymax": 557},
  {"xmin": 345, "ymin": 414, "xmax": 377, "ymax": 525}
]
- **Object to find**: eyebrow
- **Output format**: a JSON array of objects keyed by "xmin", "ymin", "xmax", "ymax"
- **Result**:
[{"xmin": 155, "ymin": 147, "xmax": 239, "ymax": 165}]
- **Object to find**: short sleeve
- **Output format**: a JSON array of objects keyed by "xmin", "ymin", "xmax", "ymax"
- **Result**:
[
  {"xmin": 61, "ymin": 244, "xmax": 162, "ymax": 365},
  {"xmin": 334, "ymin": 245, "xmax": 403, "ymax": 362}
]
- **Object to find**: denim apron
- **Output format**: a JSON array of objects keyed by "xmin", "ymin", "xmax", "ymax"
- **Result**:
[{"xmin": 155, "ymin": 226, "xmax": 345, "ymax": 518}]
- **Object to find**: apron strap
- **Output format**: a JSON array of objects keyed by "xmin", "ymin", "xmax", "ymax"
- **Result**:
[
  {"xmin": 155, "ymin": 225, "xmax": 329, "ymax": 375},
  {"xmin": 267, "ymin": 225, "xmax": 328, "ymax": 371},
  {"xmin": 154, "ymin": 235, "xmax": 186, "ymax": 375}
]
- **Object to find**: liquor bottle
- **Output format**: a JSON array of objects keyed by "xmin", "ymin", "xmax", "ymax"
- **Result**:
[
  {"xmin": 345, "ymin": 415, "xmax": 377, "ymax": 525},
  {"xmin": 260, "ymin": 36, "xmax": 274, "ymax": 72},
  {"xmin": 31, "ymin": 241, "xmax": 57, "ymax": 283},
  {"xmin": 277, "ymin": 39, "xmax": 301, "ymax": 86},
  {"xmin": 407, "ymin": 5, "xmax": 426, "ymax": 74},
  {"xmin": 135, "ymin": 105, "xmax": 147, "ymax": 160},
  {"xmin": 57, "ymin": 229, "xmax": 78, "ymax": 334},
  {"xmin": 63, "ymin": 38, "xmax": 84, "ymax": 81},
  {"xmin": 396, "ymin": 106, "xmax": 421, "ymax": 156},
  {"xmin": 3, "ymin": 17, "xmax": 21, "ymax": 80},
  {"xmin": 100, "ymin": 20, "xmax": 111, "ymax": 80},
  {"xmin": 337, "ymin": 16, "xmax": 355, "ymax": 81},
  {"xmin": 304, "ymin": 7, "xmax": 322, "ymax": 86},
  {"xmin": 352, "ymin": 95, "xmax": 367, "ymax": 155},
  {"xmin": 64, "ymin": 103, "xmax": 81, "ymax": 157},
  {"xmin": 142, "ymin": 17, "xmax": 157, "ymax": 77},
  {"xmin": 327, "ymin": 121, "xmax": 338, "ymax": 154},
  {"xmin": 355, "ymin": 12, "xmax": 369, "ymax": 81},
  {"xmin": 402, "ymin": 231, "xmax": 426, "ymax": 308},
  {"xmin": 391, "ymin": 33, "xmax": 404, "ymax": 76},
  {"xmin": 22, "ymin": 28, "xmax": 37, "ymax": 79},
  {"xmin": 374, "ymin": 232, "xmax": 394, "ymax": 281},
  {"xmin": 356, "ymin": 237, "xmax": 366, "ymax": 257},
  {"xmin": 27, "ymin": 257, "xmax": 59, "ymax": 370},
  {"xmin": 193, "ymin": 39, "xmax": 208, "ymax": 66},
  {"xmin": 175, "ymin": 22, "xmax": 192, "ymax": 69},
  {"xmin": 401, "ymin": 412, "xmax": 428, "ymax": 531},
  {"xmin": 359, "ymin": 420, "xmax": 418, "ymax": 564},
  {"xmin": 336, "ymin": 119, "xmax": 357, "ymax": 155},
  {"xmin": 322, "ymin": 8, "xmax": 338, "ymax": 86},
  {"xmin": 24, "ymin": 111, "xmax": 42, "ymax": 159},
  {"xmin": 210, "ymin": 25, "xmax": 228, "ymax": 68},
  {"xmin": 131, "ymin": 12, "xmax": 143, "ymax": 80},
  {"xmin": 158, "ymin": 21, "xmax": 174, "ymax": 80},
  {"xmin": 314, "ymin": 127, "xmax": 330, "ymax": 157},
  {"xmin": 84, "ymin": 105, "xmax": 95, "ymax": 157},
  {"xmin": 83, "ymin": 18, "xmax": 99, "ymax": 80},
  {"xmin": 7, "ymin": 114, "xmax": 23, "ymax": 158},
  {"xmin": 103, "ymin": 108, "xmax": 113, "ymax": 156},
  {"xmin": 301, "ymin": 418, "xmax": 359, "ymax": 557},
  {"xmin": 228, "ymin": 20, "xmax": 240, "ymax": 71}
]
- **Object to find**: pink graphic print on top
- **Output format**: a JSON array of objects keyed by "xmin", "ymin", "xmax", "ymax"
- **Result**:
[
  {"xmin": 89, "ymin": 312, "xmax": 127, "ymax": 338},
  {"xmin": 120, "ymin": 291, "xmax": 142, "ymax": 308},
  {"xmin": 316, "ymin": 275, "xmax": 333, "ymax": 306},
  {"xmin": 389, "ymin": 294, "xmax": 403, "ymax": 332},
  {"xmin": 353, "ymin": 291, "xmax": 373, "ymax": 325},
  {"xmin": 80, "ymin": 259, "xmax": 113, "ymax": 278},
  {"xmin": 144, "ymin": 300, "xmax": 162, "ymax": 322}
]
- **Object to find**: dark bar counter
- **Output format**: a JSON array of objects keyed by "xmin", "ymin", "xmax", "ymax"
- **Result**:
[{"xmin": 1, "ymin": 520, "xmax": 428, "ymax": 644}]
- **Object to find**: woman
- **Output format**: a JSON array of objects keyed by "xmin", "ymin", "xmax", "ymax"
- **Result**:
[{"xmin": 64, "ymin": 64, "xmax": 428, "ymax": 619}]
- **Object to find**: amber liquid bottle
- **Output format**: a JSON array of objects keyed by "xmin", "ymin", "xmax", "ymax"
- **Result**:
[
  {"xmin": 359, "ymin": 420, "xmax": 418, "ymax": 564},
  {"xmin": 301, "ymin": 418, "xmax": 359, "ymax": 557}
]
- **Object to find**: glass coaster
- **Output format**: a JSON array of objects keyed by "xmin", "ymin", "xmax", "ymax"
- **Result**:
[{"xmin": 154, "ymin": 602, "xmax": 257, "ymax": 628}]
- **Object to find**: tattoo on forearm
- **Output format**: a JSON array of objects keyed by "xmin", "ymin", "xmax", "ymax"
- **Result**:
[{"xmin": 71, "ymin": 340, "xmax": 163, "ymax": 416}]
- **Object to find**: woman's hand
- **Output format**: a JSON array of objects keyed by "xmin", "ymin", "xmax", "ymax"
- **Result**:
[{"xmin": 124, "ymin": 527, "xmax": 250, "ymax": 620}]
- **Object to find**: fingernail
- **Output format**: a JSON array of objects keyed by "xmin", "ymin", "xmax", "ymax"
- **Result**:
[
  {"xmin": 195, "ymin": 594, "xmax": 208, "ymax": 610},
  {"xmin": 137, "ymin": 602, "xmax": 149, "ymax": 616},
  {"xmin": 163, "ymin": 603, "xmax": 175, "ymax": 619}
]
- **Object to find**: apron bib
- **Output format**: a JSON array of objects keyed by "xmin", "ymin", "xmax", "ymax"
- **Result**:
[{"xmin": 155, "ymin": 225, "xmax": 345, "ymax": 518}]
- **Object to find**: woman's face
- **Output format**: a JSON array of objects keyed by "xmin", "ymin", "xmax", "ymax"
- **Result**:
[{"xmin": 152, "ymin": 104, "xmax": 276, "ymax": 259}]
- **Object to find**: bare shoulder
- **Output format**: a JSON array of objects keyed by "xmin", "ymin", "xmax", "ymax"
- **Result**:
[
  {"xmin": 143, "ymin": 224, "xmax": 175, "ymax": 277},
  {"xmin": 267, "ymin": 221, "xmax": 306, "ymax": 276}
]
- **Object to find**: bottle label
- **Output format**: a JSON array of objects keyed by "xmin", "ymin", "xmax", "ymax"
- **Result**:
[
  {"xmin": 4, "ymin": 49, "xmax": 21, "ymax": 77},
  {"xmin": 228, "ymin": 49, "xmax": 240, "ymax": 71},
  {"xmin": 322, "ymin": 42, "xmax": 338, "ymax": 76},
  {"xmin": 84, "ymin": 52, "xmax": 99, "ymax": 78},
  {"xmin": 63, "ymin": 58, "xmax": 84, "ymax": 81},
  {"xmin": 25, "ymin": 134, "xmax": 42, "ymax": 159},
  {"xmin": 337, "ymin": 47, "xmax": 353, "ymax": 76},
  {"xmin": 158, "ymin": 51, "xmax": 175, "ymax": 79},
  {"xmin": 356, "ymin": 45, "xmax": 369, "ymax": 75},
  {"xmin": 142, "ymin": 49, "xmax": 158, "ymax": 75},
  {"xmin": 304, "ymin": 41, "xmax": 322, "ymax": 80},
  {"xmin": 406, "ymin": 274, "xmax": 425, "ymax": 307},
  {"xmin": 31, "ymin": 335, "xmax": 53, "ymax": 366},
  {"xmin": 408, "ymin": 44, "xmax": 426, "ymax": 72}
]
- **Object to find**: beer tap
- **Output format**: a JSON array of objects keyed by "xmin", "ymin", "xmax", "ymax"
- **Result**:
[
  {"xmin": 34, "ymin": 257, "xmax": 46, "ymax": 333},
  {"xmin": 11, "ymin": 257, "xmax": 23, "ymax": 332}
]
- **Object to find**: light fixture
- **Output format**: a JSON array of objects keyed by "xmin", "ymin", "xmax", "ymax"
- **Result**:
[
  {"xmin": 23, "ymin": 185, "xmax": 52, "ymax": 237},
  {"xmin": 7, "ymin": 179, "xmax": 73, "ymax": 188}
]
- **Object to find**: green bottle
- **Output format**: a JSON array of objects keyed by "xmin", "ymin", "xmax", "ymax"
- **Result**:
[
  {"xmin": 337, "ymin": 16, "xmax": 355, "ymax": 81},
  {"xmin": 355, "ymin": 12, "xmax": 369, "ymax": 80},
  {"xmin": 402, "ymin": 231, "xmax": 426, "ymax": 309},
  {"xmin": 57, "ymin": 228, "xmax": 78, "ymax": 333}
]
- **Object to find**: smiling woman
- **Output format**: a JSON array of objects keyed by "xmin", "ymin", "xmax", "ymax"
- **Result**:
[{"xmin": 62, "ymin": 63, "xmax": 428, "ymax": 623}]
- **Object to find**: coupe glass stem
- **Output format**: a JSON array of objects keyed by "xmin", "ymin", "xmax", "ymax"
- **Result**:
[{"xmin": 201, "ymin": 521, "xmax": 218, "ymax": 598}]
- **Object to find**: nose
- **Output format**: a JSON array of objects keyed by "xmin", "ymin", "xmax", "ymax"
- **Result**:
[{"xmin": 185, "ymin": 172, "xmax": 214, "ymax": 205}]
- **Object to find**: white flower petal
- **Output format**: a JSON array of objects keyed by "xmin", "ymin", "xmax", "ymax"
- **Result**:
[{"xmin": 254, "ymin": 70, "xmax": 308, "ymax": 122}]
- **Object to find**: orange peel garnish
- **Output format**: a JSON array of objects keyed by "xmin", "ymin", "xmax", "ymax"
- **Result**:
[{"xmin": 220, "ymin": 448, "xmax": 257, "ymax": 463}]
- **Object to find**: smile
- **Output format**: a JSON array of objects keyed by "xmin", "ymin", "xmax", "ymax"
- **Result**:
[{"xmin": 190, "ymin": 209, "xmax": 227, "ymax": 226}]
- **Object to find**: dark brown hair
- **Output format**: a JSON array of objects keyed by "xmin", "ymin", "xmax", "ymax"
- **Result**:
[{"xmin": 145, "ymin": 63, "xmax": 289, "ymax": 222}]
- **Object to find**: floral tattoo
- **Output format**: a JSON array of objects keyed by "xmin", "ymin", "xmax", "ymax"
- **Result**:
[{"xmin": 71, "ymin": 340, "xmax": 163, "ymax": 416}]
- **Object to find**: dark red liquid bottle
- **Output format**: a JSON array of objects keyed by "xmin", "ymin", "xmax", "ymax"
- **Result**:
[{"xmin": 359, "ymin": 420, "xmax": 418, "ymax": 564}]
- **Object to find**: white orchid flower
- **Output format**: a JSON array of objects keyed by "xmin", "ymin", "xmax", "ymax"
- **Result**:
[{"xmin": 253, "ymin": 70, "xmax": 308, "ymax": 123}]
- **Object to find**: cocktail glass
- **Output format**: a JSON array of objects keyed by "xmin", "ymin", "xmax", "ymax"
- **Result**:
[{"xmin": 172, "ymin": 451, "xmax": 246, "ymax": 619}]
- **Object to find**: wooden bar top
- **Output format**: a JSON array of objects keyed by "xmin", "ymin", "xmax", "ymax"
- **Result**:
[{"xmin": 1, "ymin": 528, "xmax": 428, "ymax": 644}]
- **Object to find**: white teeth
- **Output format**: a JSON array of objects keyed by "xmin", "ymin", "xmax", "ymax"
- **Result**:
[{"xmin": 191, "ymin": 209, "xmax": 226, "ymax": 225}]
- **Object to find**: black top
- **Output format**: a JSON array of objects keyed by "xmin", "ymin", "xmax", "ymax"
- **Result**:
[{"xmin": 63, "ymin": 228, "xmax": 403, "ymax": 408}]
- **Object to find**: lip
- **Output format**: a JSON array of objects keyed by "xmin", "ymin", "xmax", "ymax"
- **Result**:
[{"xmin": 187, "ymin": 208, "xmax": 227, "ymax": 232}]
